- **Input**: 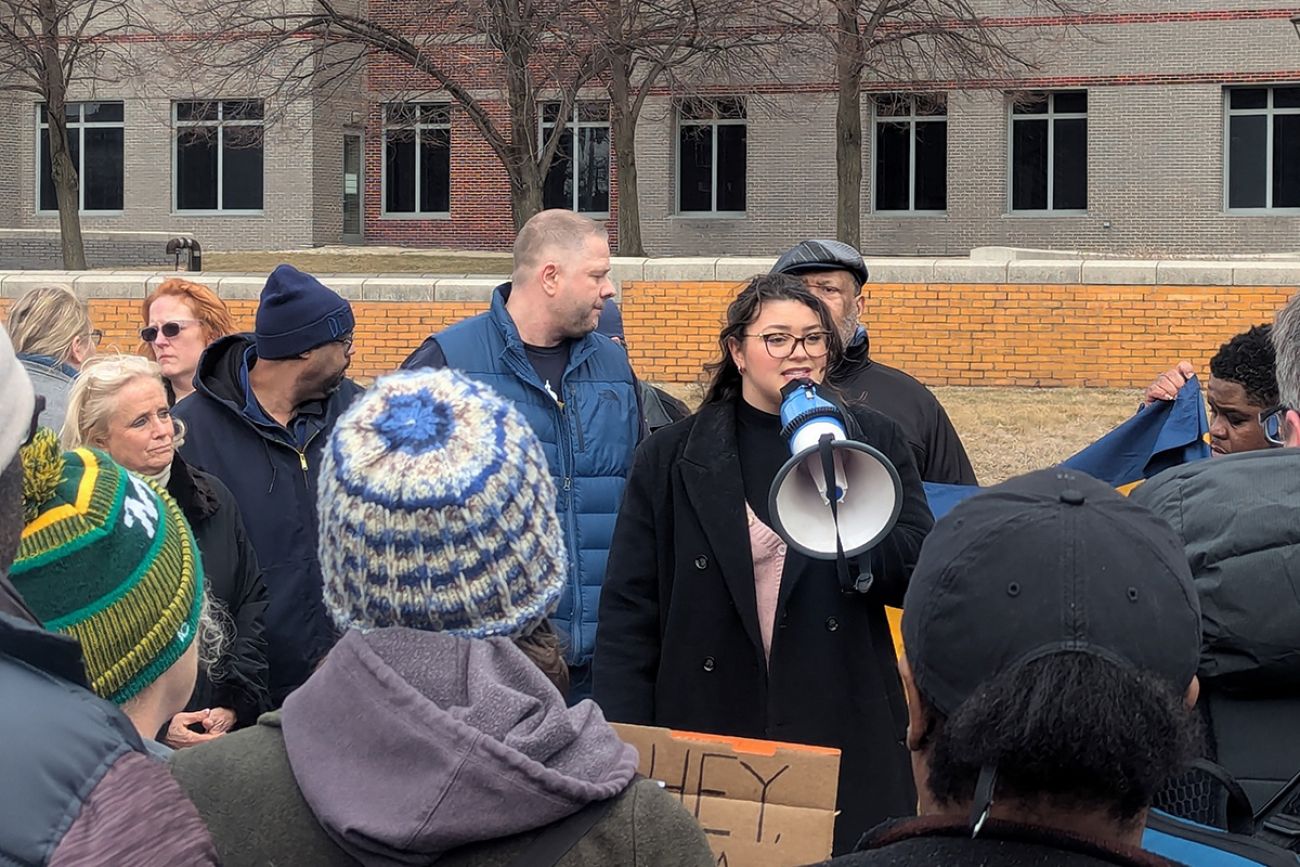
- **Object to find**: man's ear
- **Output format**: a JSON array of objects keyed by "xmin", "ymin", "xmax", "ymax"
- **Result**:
[
  {"xmin": 899, "ymin": 653, "xmax": 927, "ymax": 752},
  {"xmin": 1286, "ymin": 409, "xmax": 1300, "ymax": 449},
  {"xmin": 539, "ymin": 261, "xmax": 562, "ymax": 296},
  {"xmin": 1185, "ymin": 675, "xmax": 1200, "ymax": 710}
]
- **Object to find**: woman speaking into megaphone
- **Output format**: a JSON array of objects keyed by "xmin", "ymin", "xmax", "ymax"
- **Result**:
[{"xmin": 593, "ymin": 274, "xmax": 934, "ymax": 856}]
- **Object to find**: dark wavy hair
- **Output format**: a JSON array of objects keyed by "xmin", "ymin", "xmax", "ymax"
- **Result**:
[
  {"xmin": 918, "ymin": 654, "xmax": 1200, "ymax": 825},
  {"xmin": 701, "ymin": 274, "xmax": 844, "ymax": 406},
  {"xmin": 1209, "ymin": 324, "xmax": 1278, "ymax": 408}
]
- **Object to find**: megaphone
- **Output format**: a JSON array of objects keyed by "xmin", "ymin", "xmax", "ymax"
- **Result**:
[{"xmin": 768, "ymin": 378, "xmax": 903, "ymax": 593}]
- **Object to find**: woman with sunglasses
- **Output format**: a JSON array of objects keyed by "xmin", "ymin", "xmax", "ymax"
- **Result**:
[
  {"xmin": 594, "ymin": 274, "xmax": 933, "ymax": 855},
  {"xmin": 141, "ymin": 278, "xmax": 237, "ymax": 404},
  {"xmin": 4, "ymin": 285, "xmax": 99, "ymax": 431}
]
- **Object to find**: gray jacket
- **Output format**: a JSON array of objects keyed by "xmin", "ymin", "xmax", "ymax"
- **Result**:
[
  {"xmin": 18, "ymin": 355, "xmax": 74, "ymax": 433},
  {"xmin": 1132, "ymin": 448, "xmax": 1300, "ymax": 808}
]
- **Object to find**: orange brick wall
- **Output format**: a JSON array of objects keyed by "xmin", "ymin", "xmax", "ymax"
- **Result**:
[{"xmin": 4, "ymin": 281, "xmax": 1294, "ymax": 387}]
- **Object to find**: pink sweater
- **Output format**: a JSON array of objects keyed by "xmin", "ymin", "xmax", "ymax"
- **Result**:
[{"xmin": 747, "ymin": 505, "xmax": 788, "ymax": 663}]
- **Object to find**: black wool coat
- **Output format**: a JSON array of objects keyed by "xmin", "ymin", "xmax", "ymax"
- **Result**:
[
  {"xmin": 593, "ymin": 399, "xmax": 934, "ymax": 855},
  {"xmin": 168, "ymin": 454, "xmax": 270, "ymax": 726}
]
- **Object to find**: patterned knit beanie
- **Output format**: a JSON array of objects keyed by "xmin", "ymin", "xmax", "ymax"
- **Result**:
[
  {"xmin": 318, "ymin": 368, "xmax": 566, "ymax": 639},
  {"xmin": 12, "ymin": 431, "xmax": 204, "ymax": 704}
]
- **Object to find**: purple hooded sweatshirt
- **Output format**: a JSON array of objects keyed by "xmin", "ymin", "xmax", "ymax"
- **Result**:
[{"xmin": 281, "ymin": 628, "xmax": 639, "ymax": 866}]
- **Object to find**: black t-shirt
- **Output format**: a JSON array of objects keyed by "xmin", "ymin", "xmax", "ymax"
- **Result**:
[
  {"xmin": 735, "ymin": 398, "xmax": 789, "ymax": 527},
  {"xmin": 524, "ymin": 341, "xmax": 571, "ymax": 402}
]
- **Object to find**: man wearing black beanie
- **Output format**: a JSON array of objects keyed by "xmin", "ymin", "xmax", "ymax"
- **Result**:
[{"xmin": 175, "ymin": 264, "xmax": 362, "ymax": 705}]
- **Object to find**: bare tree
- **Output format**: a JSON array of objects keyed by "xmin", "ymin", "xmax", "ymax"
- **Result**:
[
  {"xmin": 154, "ymin": 0, "xmax": 610, "ymax": 230},
  {"xmin": 0, "ymin": 0, "xmax": 134, "ymax": 268},
  {"xmin": 768, "ymin": 0, "xmax": 1091, "ymax": 246}
]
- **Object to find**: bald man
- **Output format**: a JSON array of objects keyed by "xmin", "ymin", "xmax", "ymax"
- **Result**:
[{"xmin": 402, "ymin": 210, "xmax": 641, "ymax": 702}]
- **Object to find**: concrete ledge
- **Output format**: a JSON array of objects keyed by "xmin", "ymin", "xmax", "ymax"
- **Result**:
[
  {"xmin": 1231, "ymin": 263, "xmax": 1300, "ymax": 287},
  {"xmin": 867, "ymin": 258, "xmax": 940, "ymax": 283},
  {"xmin": 1155, "ymin": 261, "xmax": 1237, "ymax": 286},
  {"xmin": 643, "ymin": 257, "xmax": 719, "ymax": 281},
  {"xmin": 1007, "ymin": 260, "xmax": 1084, "ymax": 283},
  {"xmin": 713, "ymin": 257, "xmax": 775, "ymax": 283},
  {"xmin": 1080, "ymin": 260, "xmax": 1158, "ymax": 285},
  {"xmin": 433, "ymin": 279, "xmax": 498, "ymax": 302},
  {"xmin": 931, "ymin": 260, "xmax": 1009, "ymax": 283}
]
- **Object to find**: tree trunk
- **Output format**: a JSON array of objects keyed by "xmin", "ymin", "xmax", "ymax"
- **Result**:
[
  {"xmin": 38, "ymin": 0, "xmax": 87, "ymax": 270},
  {"xmin": 510, "ymin": 168, "xmax": 545, "ymax": 230},
  {"xmin": 834, "ymin": 4, "xmax": 863, "ymax": 248},
  {"xmin": 609, "ymin": 62, "xmax": 645, "ymax": 257}
]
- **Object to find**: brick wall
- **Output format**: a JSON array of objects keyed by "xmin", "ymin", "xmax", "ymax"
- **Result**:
[{"xmin": 4, "ymin": 278, "xmax": 1294, "ymax": 388}]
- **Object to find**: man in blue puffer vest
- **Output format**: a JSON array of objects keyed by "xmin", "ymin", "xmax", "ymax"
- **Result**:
[{"xmin": 402, "ymin": 210, "xmax": 642, "ymax": 701}]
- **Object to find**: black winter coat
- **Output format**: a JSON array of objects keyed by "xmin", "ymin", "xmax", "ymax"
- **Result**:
[
  {"xmin": 167, "ymin": 454, "xmax": 270, "ymax": 726},
  {"xmin": 174, "ymin": 334, "xmax": 363, "ymax": 705},
  {"xmin": 593, "ymin": 399, "xmax": 933, "ymax": 855}
]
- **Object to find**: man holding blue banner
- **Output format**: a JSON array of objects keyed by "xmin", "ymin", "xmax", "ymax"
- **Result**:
[{"xmin": 1130, "ymin": 293, "xmax": 1300, "ymax": 814}]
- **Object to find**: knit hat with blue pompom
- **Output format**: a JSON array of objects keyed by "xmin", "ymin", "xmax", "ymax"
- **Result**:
[{"xmin": 318, "ymin": 368, "xmax": 566, "ymax": 640}]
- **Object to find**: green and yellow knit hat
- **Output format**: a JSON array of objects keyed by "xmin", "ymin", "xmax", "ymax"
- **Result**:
[{"xmin": 12, "ymin": 430, "xmax": 204, "ymax": 705}]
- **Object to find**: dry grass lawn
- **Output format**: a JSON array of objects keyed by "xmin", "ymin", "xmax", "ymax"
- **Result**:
[
  {"xmin": 656, "ymin": 384, "xmax": 1140, "ymax": 485},
  {"xmin": 203, "ymin": 250, "xmax": 513, "ymax": 275}
]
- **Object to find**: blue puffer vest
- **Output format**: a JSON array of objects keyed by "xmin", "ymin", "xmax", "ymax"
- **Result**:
[{"xmin": 433, "ymin": 285, "xmax": 639, "ymax": 664}]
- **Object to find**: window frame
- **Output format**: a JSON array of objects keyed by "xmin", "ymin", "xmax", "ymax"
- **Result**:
[
  {"xmin": 172, "ymin": 99, "xmax": 266, "ymax": 215},
  {"xmin": 380, "ymin": 101, "xmax": 452, "ymax": 219},
  {"xmin": 538, "ymin": 100, "xmax": 611, "ymax": 217},
  {"xmin": 1223, "ymin": 86, "xmax": 1300, "ymax": 214},
  {"xmin": 1006, "ymin": 90, "xmax": 1089, "ymax": 216},
  {"xmin": 870, "ymin": 93, "xmax": 948, "ymax": 216},
  {"xmin": 35, "ymin": 101, "xmax": 125, "ymax": 215},
  {"xmin": 675, "ymin": 97, "xmax": 747, "ymax": 217}
]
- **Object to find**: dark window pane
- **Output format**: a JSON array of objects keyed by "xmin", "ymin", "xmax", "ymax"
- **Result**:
[
  {"xmin": 874, "ymin": 121, "xmax": 910, "ymax": 210},
  {"xmin": 177, "ymin": 101, "xmax": 217, "ymax": 122},
  {"xmin": 541, "ymin": 102, "xmax": 563, "ymax": 125},
  {"xmin": 83, "ymin": 127, "xmax": 123, "ymax": 210},
  {"xmin": 915, "ymin": 120, "xmax": 947, "ymax": 210},
  {"xmin": 916, "ymin": 93, "xmax": 946, "ymax": 116},
  {"xmin": 386, "ymin": 103, "xmax": 417, "ymax": 126},
  {"xmin": 39, "ymin": 128, "xmax": 80, "ymax": 211},
  {"xmin": 419, "ymin": 104, "xmax": 450, "ymax": 125},
  {"xmin": 385, "ymin": 128, "xmax": 416, "ymax": 212},
  {"xmin": 1230, "ymin": 88, "xmax": 1267, "ymax": 110},
  {"xmin": 1274, "ymin": 114, "xmax": 1300, "ymax": 208},
  {"xmin": 64, "ymin": 103, "xmax": 80, "ymax": 122},
  {"xmin": 222, "ymin": 125, "xmax": 263, "ymax": 209},
  {"xmin": 419, "ymin": 127, "xmax": 450, "ymax": 212},
  {"xmin": 678, "ymin": 124, "xmax": 713, "ymax": 211},
  {"xmin": 542, "ymin": 127, "xmax": 574, "ymax": 210},
  {"xmin": 82, "ymin": 102, "xmax": 123, "ymax": 123},
  {"xmin": 578, "ymin": 101, "xmax": 608, "ymax": 123},
  {"xmin": 717, "ymin": 98, "xmax": 745, "ymax": 119},
  {"xmin": 1012, "ymin": 92, "xmax": 1048, "ymax": 114},
  {"xmin": 679, "ymin": 99, "xmax": 712, "ymax": 121},
  {"xmin": 177, "ymin": 127, "xmax": 218, "ymax": 209},
  {"xmin": 1053, "ymin": 117, "xmax": 1087, "ymax": 209},
  {"xmin": 1012, "ymin": 118, "xmax": 1048, "ymax": 209},
  {"xmin": 876, "ymin": 94, "xmax": 910, "ymax": 117},
  {"xmin": 1054, "ymin": 91, "xmax": 1087, "ymax": 113},
  {"xmin": 1228, "ymin": 114, "xmax": 1267, "ymax": 208},
  {"xmin": 1275, "ymin": 87, "xmax": 1300, "ymax": 109},
  {"xmin": 716, "ymin": 123, "xmax": 746, "ymax": 211},
  {"xmin": 38, "ymin": 104, "xmax": 47, "ymax": 124},
  {"xmin": 577, "ymin": 126, "xmax": 609, "ymax": 212},
  {"xmin": 222, "ymin": 100, "xmax": 263, "ymax": 121}
]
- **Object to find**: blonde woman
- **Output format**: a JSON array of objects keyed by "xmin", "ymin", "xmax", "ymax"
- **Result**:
[
  {"xmin": 5, "ymin": 285, "xmax": 99, "ymax": 430},
  {"xmin": 63, "ymin": 355, "xmax": 270, "ymax": 746}
]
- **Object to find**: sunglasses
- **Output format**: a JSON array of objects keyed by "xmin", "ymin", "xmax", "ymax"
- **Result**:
[
  {"xmin": 140, "ymin": 319, "xmax": 200, "ymax": 343},
  {"xmin": 1261, "ymin": 405, "xmax": 1291, "ymax": 447}
]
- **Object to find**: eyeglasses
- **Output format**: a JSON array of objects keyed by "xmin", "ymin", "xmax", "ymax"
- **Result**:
[
  {"xmin": 24, "ymin": 394, "xmax": 47, "ymax": 448},
  {"xmin": 742, "ymin": 331, "xmax": 833, "ymax": 359},
  {"xmin": 88, "ymin": 329, "xmax": 103, "ymax": 346},
  {"xmin": 335, "ymin": 333, "xmax": 354, "ymax": 350},
  {"xmin": 140, "ymin": 320, "xmax": 200, "ymax": 343},
  {"xmin": 1261, "ymin": 405, "xmax": 1291, "ymax": 447}
]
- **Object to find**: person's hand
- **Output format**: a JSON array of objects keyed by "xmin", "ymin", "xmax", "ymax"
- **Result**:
[
  {"xmin": 1143, "ymin": 362, "xmax": 1196, "ymax": 405},
  {"xmin": 164, "ymin": 709, "xmax": 224, "ymax": 749},
  {"xmin": 203, "ymin": 707, "xmax": 237, "ymax": 734}
]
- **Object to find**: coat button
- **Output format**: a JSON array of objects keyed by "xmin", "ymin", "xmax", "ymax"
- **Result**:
[
  {"xmin": 702, "ymin": 656, "xmax": 716, "ymax": 672},
  {"xmin": 825, "ymin": 617, "xmax": 839, "ymax": 632},
  {"xmin": 777, "ymin": 544, "xmax": 788, "ymax": 555},
  {"xmin": 694, "ymin": 555, "xmax": 708, "ymax": 570}
]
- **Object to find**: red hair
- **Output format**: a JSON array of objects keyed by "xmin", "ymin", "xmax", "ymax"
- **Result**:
[{"xmin": 140, "ymin": 278, "xmax": 236, "ymax": 359}]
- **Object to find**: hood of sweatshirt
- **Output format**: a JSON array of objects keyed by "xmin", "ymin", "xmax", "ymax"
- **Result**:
[{"xmin": 280, "ymin": 628, "xmax": 638, "ymax": 866}]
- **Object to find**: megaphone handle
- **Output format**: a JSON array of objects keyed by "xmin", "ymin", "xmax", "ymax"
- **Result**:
[{"xmin": 818, "ymin": 435, "xmax": 855, "ymax": 594}]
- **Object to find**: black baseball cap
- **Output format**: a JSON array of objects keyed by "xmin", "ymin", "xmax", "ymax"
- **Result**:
[
  {"xmin": 771, "ymin": 239, "xmax": 869, "ymax": 288},
  {"xmin": 903, "ymin": 469, "xmax": 1201, "ymax": 717}
]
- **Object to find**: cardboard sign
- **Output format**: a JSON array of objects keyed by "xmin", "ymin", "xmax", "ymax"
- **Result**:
[{"xmin": 611, "ymin": 723, "xmax": 841, "ymax": 867}]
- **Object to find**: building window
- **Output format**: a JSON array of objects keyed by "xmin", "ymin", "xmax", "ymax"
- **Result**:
[
  {"xmin": 384, "ymin": 103, "xmax": 450, "ymax": 215},
  {"xmin": 541, "ymin": 101, "xmax": 610, "ymax": 214},
  {"xmin": 873, "ymin": 93, "xmax": 947, "ymax": 212},
  {"xmin": 1010, "ymin": 91, "xmax": 1087, "ymax": 212},
  {"xmin": 1226, "ymin": 87, "xmax": 1300, "ymax": 210},
  {"xmin": 38, "ymin": 102, "xmax": 124, "ymax": 212},
  {"xmin": 174, "ymin": 100, "xmax": 264, "ymax": 212},
  {"xmin": 678, "ymin": 98, "xmax": 746, "ymax": 213}
]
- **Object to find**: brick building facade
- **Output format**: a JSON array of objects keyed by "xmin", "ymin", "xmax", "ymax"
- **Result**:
[{"xmin": 2, "ymin": 2, "xmax": 1299, "ymax": 257}]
